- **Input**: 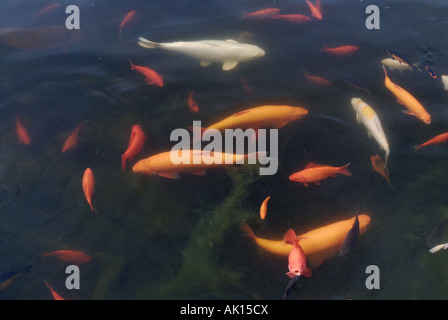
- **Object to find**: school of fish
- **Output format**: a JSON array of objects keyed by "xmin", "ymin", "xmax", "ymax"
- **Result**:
[{"xmin": 1, "ymin": 0, "xmax": 447, "ymax": 301}]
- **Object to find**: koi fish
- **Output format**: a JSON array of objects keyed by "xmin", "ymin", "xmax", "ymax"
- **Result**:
[
  {"xmin": 289, "ymin": 163, "xmax": 352, "ymax": 186},
  {"xmin": 187, "ymin": 92, "xmax": 200, "ymax": 113},
  {"xmin": 322, "ymin": 44, "xmax": 359, "ymax": 56},
  {"xmin": 285, "ymin": 228, "xmax": 312, "ymax": 278},
  {"xmin": 16, "ymin": 115, "xmax": 31, "ymax": 145},
  {"xmin": 44, "ymin": 281, "xmax": 65, "ymax": 300},
  {"xmin": 342, "ymin": 75, "xmax": 371, "ymax": 96},
  {"xmin": 42, "ymin": 250, "xmax": 91, "ymax": 266},
  {"xmin": 382, "ymin": 65, "xmax": 431, "ymax": 124},
  {"xmin": 304, "ymin": 72, "xmax": 332, "ymax": 86},
  {"xmin": 351, "ymin": 98, "xmax": 390, "ymax": 167},
  {"xmin": 62, "ymin": 123, "xmax": 83, "ymax": 152},
  {"xmin": 122, "ymin": 124, "xmax": 146, "ymax": 171},
  {"xmin": 129, "ymin": 59, "xmax": 164, "ymax": 87},
  {"xmin": 259, "ymin": 195, "xmax": 271, "ymax": 220},
  {"xmin": 420, "ymin": 60, "xmax": 437, "ymax": 79},
  {"xmin": 0, "ymin": 265, "xmax": 31, "ymax": 290},
  {"xmin": 414, "ymin": 132, "xmax": 448, "ymax": 151},
  {"xmin": 82, "ymin": 168, "xmax": 97, "ymax": 213},
  {"xmin": 36, "ymin": 3, "xmax": 60, "ymax": 17},
  {"xmin": 241, "ymin": 214, "xmax": 371, "ymax": 266},
  {"xmin": 386, "ymin": 49, "xmax": 417, "ymax": 71},
  {"xmin": 138, "ymin": 37, "xmax": 265, "ymax": 71},
  {"xmin": 339, "ymin": 213, "xmax": 360, "ymax": 256},
  {"xmin": 306, "ymin": 0, "xmax": 322, "ymax": 20},
  {"xmin": 205, "ymin": 105, "xmax": 308, "ymax": 131},
  {"xmin": 119, "ymin": 10, "xmax": 137, "ymax": 40},
  {"xmin": 381, "ymin": 58, "xmax": 417, "ymax": 72},
  {"xmin": 132, "ymin": 150, "xmax": 259, "ymax": 179},
  {"xmin": 244, "ymin": 8, "xmax": 281, "ymax": 19},
  {"xmin": 442, "ymin": 75, "xmax": 448, "ymax": 91},
  {"xmin": 271, "ymin": 14, "xmax": 312, "ymax": 24},
  {"xmin": 370, "ymin": 155, "xmax": 393, "ymax": 189}
]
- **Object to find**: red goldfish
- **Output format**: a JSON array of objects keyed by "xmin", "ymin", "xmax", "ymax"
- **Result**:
[
  {"xmin": 289, "ymin": 163, "xmax": 352, "ymax": 186},
  {"xmin": 414, "ymin": 132, "xmax": 448, "ymax": 151},
  {"xmin": 62, "ymin": 123, "xmax": 83, "ymax": 152},
  {"xmin": 322, "ymin": 44, "xmax": 359, "ymax": 56},
  {"xmin": 44, "ymin": 281, "xmax": 65, "ymax": 300},
  {"xmin": 129, "ymin": 59, "xmax": 164, "ymax": 87},
  {"xmin": 244, "ymin": 8, "xmax": 280, "ymax": 19},
  {"xmin": 36, "ymin": 3, "xmax": 60, "ymax": 17},
  {"xmin": 16, "ymin": 115, "xmax": 31, "ymax": 145},
  {"xmin": 271, "ymin": 14, "xmax": 312, "ymax": 24},
  {"xmin": 119, "ymin": 10, "xmax": 136, "ymax": 40},
  {"xmin": 259, "ymin": 195, "xmax": 271, "ymax": 220},
  {"xmin": 122, "ymin": 124, "xmax": 146, "ymax": 171},
  {"xmin": 306, "ymin": 0, "xmax": 322, "ymax": 20},
  {"xmin": 42, "ymin": 250, "xmax": 91, "ymax": 266},
  {"xmin": 187, "ymin": 92, "xmax": 200, "ymax": 113},
  {"xmin": 285, "ymin": 229, "xmax": 312, "ymax": 278},
  {"xmin": 82, "ymin": 168, "xmax": 97, "ymax": 213},
  {"xmin": 304, "ymin": 72, "xmax": 332, "ymax": 86}
]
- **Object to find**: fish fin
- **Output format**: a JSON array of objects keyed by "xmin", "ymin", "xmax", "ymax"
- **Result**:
[
  {"xmin": 302, "ymin": 267, "xmax": 312, "ymax": 277},
  {"xmin": 223, "ymin": 61, "xmax": 239, "ymax": 71},
  {"xmin": 286, "ymin": 271, "xmax": 296, "ymax": 279},
  {"xmin": 90, "ymin": 203, "xmax": 97, "ymax": 213},
  {"xmin": 232, "ymin": 110, "xmax": 251, "ymax": 117},
  {"xmin": 137, "ymin": 37, "xmax": 160, "ymax": 49},
  {"xmin": 305, "ymin": 162, "xmax": 317, "ymax": 169},
  {"xmin": 284, "ymin": 228, "xmax": 298, "ymax": 246},
  {"xmin": 190, "ymin": 170, "xmax": 206, "ymax": 176},
  {"xmin": 240, "ymin": 223, "xmax": 256, "ymax": 240},
  {"xmin": 274, "ymin": 121, "xmax": 289, "ymax": 129},
  {"xmin": 339, "ymin": 163, "xmax": 352, "ymax": 176},
  {"xmin": 303, "ymin": 182, "xmax": 309, "ymax": 187},
  {"xmin": 314, "ymin": 181, "xmax": 321, "ymax": 185},
  {"xmin": 396, "ymin": 99, "xmax": 406, "ymax": 106},
  {"xmin": 414, "ymin": 144, "xmax": 423, "ymax": 151},
  {"xmin": 401, "ymin": 110, "xmax": 415, "ymax": 116},
  {"xmin": 355, "ymin": 113, "xmax": 361, "ymax": 124},
  {"xmin": 156, "ymin": 171, "xmax": 180, "ymax": 179},
  {"xmin": 226, "ymin": 39, "xmax": 238, "ymax": 43},
  {"xmin": 200, "ymin": 61, "xmax": 212, "ymax": 67}
]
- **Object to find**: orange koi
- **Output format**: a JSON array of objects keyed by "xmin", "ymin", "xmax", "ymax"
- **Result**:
[
  {"xmin": 36, "ymin": 3, "xmax": 60, "ymax": 17},
  {"xmin": 187, "ymin": 92, "xmax": 200, "ymax": 113},
  {"xmin": 304, "ymin": 72, "xmax": 332, "ymax": 86},
  {"xmin": 271, "ymin": 14, "xmax": 312, "ymax": 23},
  {"xmin": 414, "ymin": 132, "xmax": 448, "ymax": 151},
  {"xmin": 42, "ymin": 250, "xmax": 91, "ymax": 266},
  {"xmin": 259, "ymin": 195, "xmax": 271, "ymax": 220},
  {"xmin": 122, "ymin": 124, "xmax": 146, "ymax": 171},
  {"xmin": 289, "ymin": 163, "xmax": 352, "ymax": 186},
  {"xmin": 119, "ymin": 10, "xmax": 137, "ymax": 40},
  {"xmin": 285, "ymin": 228, "xmax": 312, "ymax": 278},
  {"xmin": 82, "ymin": 168, "xmax": 97, "ymax": 213},
  {"xmin": 382, "ymin": 65, "xmax": 430, "ymax": 124},
  {"xmin": 322, "ymin": 44, "xmax": 359, "ymax": 56},
  {"xmin": 244, "ymin": 8, "xmax": 280, "ymax": 19},
  {"xmin": 306, "ymin": 0, "xmax": 322, "ymax": 20},
  {"xmin": 16, "ymin": 115, "xmax": 31, "ymax": 145},
  {"xmin": 129, "ymin": 59, "xmax": 164, "ymax": 87},
  {"xmin": 370, "ymin": 155, "xmax": 393, "ymax": 189},
  {"xmin": 44, "ymin": 281, "xmax": 65, "ymax": 300},
  {"xmin": 241, "ymin": 214, "xmax": 371, "ymax": 266},
  {"xmin": 62, "ymin": 123, "xmax": 83, "ymax": 152}
]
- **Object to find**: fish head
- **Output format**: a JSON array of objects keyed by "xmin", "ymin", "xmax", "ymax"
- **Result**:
[
  {"xmin": 289, "ymin": 172, "xmax": 304, "ymax": 183},
  {"xmin": 422, "ymin": 114, "xmax": 431, "ymax": 124},
  {"xmin": 350, "ymin": 97, "xmax": 362, "ymax": 109},
  {"xmin": 292, "ymin": 107, "xmax": 309, "ymax": 120},
  {"xmin": 132, "ymin": 159, "xmax": 154, "ymax": 175}
]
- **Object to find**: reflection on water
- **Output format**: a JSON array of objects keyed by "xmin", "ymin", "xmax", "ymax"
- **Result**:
[{"xmin": 1, "ymin": 0, "xmax": 448, "ymax": 300}]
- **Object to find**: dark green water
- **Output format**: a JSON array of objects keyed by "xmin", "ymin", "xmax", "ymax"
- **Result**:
[{"xmin": 0, "ymin": 0, "xmax": 448, "ymax": 300}]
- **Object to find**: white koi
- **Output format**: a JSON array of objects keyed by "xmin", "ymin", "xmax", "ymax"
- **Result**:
[{"xmin": 442, "ymin": 75, "xmax": 448, "ymax": 91}]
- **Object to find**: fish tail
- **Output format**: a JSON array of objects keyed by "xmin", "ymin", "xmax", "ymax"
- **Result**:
[
  {"xmin": 284, "ymin": 228, "xmax": 298, "ymax": 246},
  {"xmin": 129, "ymin": 59, "xmax": 135, "ymax": 70},
  {"xmin": 414, "ymin": 144, "xmax": 423, "ymax": 151},
  {"xmin": 382, "ymin": 64, "xmax": 388, "ymax": 78},
  {"xmin": 321, "ymin": 44, "xmax": 329, "ymax": 52},
  {"xmin": 240, "ymin": 223, "xmax": 256, "ymax": 240},
  {"xmin": 121, "ymin": 154, "xmax": 127, "ymax": 171},
  {"xmin": 90, "ymin": 203, "xmax": 97, "ymax": 213},
  {"xmin": 339, "ymin": 163, "xmax": 352, "ymax": 176},
  {"xmin": 137, "ymin": 37, "xmax": 160, "ymax": 49}
]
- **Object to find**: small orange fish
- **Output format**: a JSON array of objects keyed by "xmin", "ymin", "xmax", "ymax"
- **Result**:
[
  {"xmin": 244, "ymin": 8, "xmax": 280, "ymax": 19},
  {"xmin": 306, "ymin": 0, "xmax": 322, "ymax": 20},
  {"xmin": 289, "ymin": 163, "xmax": 352, "ymax": 186},
  {"xmin": 36, "ymin": 3, "xmax": 60, "ymax": 17},
  {"xmin": 271, "ymin": 14, "xmax": 312, "ymax": 23},
  {"xmin": 259, "ymin": 195, "xmax": 271, "ymax": 220},
  {"xmin": 304, "ymin": 72, "xmax": 332, "ymax": 86},
  {"xmin": 322, "ymin": 44, "xmax": 359, "ymax": 56},
  {"xmin": 122, "ymin": 124, "xmax": 146, "ymax": 171},
  {"xmin": 82, "ymin": 168, "xmax": 97, "ymax": 213},
  {"xmin": 414, "ymin": 132, "xmax": 448, "ymax": 151},
  {"xmin": 129, "ymin": 59, "xmax": 164, "ymax": 87},
  {"xmin": 119, "ymin": 10, "xmax": 137, "ymax": 40},
  {"xmin": 16, "ymin": 115, "xmax": 31, "ymax": 145},
  {"xmin": 187, "ymin": 92, "xmax": 200, "ymax": 113},
  {"xmin": 285, "ymin": 229, "xmax": 312, "ymax": 278},
  {"xmin": 62, "ymin": 123, "xmax": 83, "ymax": 152},
  {"xmin": 42, "ymin": 250, "xmax": 91, "ymax": 266},
  {"xmin": 370, "ymin": 155, "xmax": 393, "ymax": 189},
  {"xmin": 44, "ymin": 281, "xmax": 65, "ymax": 300}
]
